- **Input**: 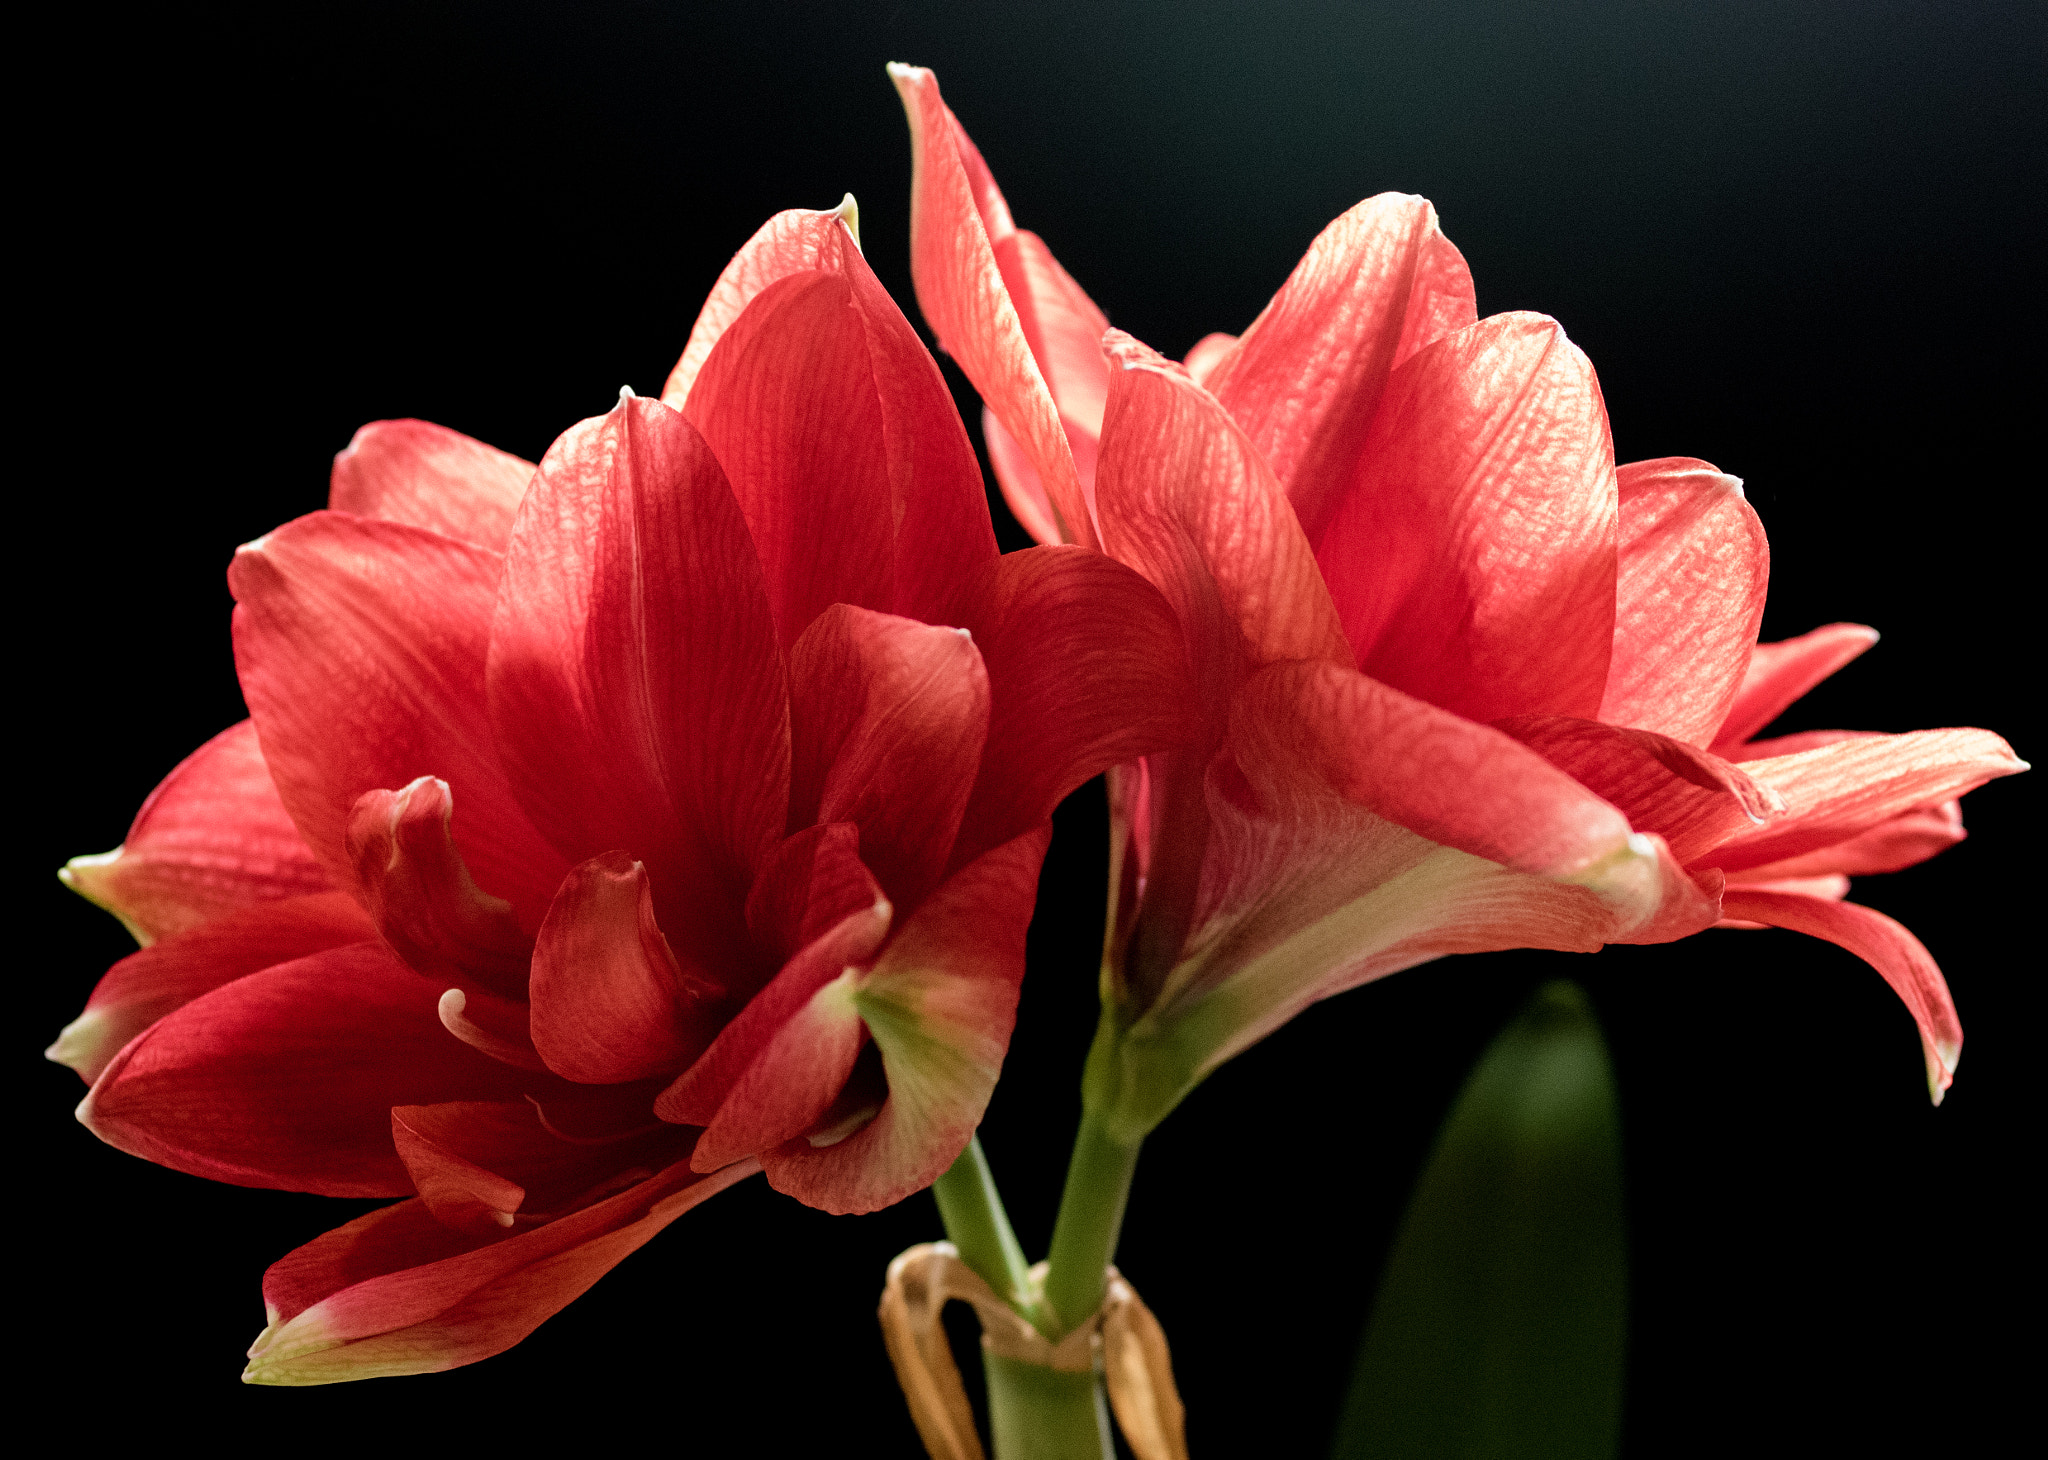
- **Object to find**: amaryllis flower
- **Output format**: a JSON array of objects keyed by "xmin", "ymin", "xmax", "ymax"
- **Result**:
[
  {"xmin": 890, "ymin": 65, "xmax": 2024, "ymax": 1133},
  {"xmin": 50, "ymin": 199, "xmax": 1190, "ymax": 1382}
]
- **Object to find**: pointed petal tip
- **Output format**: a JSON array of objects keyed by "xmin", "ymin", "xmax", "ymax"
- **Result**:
[{"xmin": 834, "ymin": 192, "xmax": 861, "ymax": 246}]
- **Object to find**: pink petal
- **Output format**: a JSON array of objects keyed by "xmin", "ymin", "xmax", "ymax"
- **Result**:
[
  {"xmin": 79, "ymin": 942, "xmax": 539, "ymax": 1197},
  {"xmin": 890, "ymin": 64, "xmax": 1096, "ymax": 547},
  {"xmin": 46, "ymin": 892, "xmax": 375, "ymax": 1085},
  {"xmin": 487, "ymin": 397, "xmax": 789, "ymax": 972},
  {"xmin": 1493, "ymin": 715, "xmax": 1783, "ymax": 866},
  {"xmin": 228, "ymin": 513, "xmax": 563, "ymax": 921},
  {"xmin": 1096, "ymin": 330, "xmax": 1352, "ymax": 696},
  {"xmin": 344, "ymin": 778, "xmax": 530, "ymax": 992},
  {"xmin": 61, "ymin": 720, "xmax": 330, "ymax": 946},
  {"xmin": 1727, "ymin": 800, "xmax": 1966, "ymax": 881},
  {"xmin": 1599, "ymin": 458, "xmax": 1769, "ymax": 746},
  {"xmin": 787, "ymin": 604, "xmax": 989, "ymax": 910},
  {"xmin": 947, "ymin": 545, "xmax": 1198, "ymax": 867},
  {"xmin": 661, "ymin": 198, "xmax": 860, "ymax": 409},
  {"xmin": 1202, "ymin": 194, "xmax": 1476, "ymax": 541},
  {"xmin": 981, "ymin": 407, "xmax": 1065, "ymax": 547},
  {"xmin": 1182, "ymin": 332, "xmax": 1239, "ymax": 388},
  {"xmin": 1717, "ymin": 889, "xmax": 1963, "ymax": 1101},
  {"xmin": 1236, "ymin": 663, "xmax": 1638, "ymax": 879},
  {"xmin": 1316, "ymin": 312, "xmax": 1618, "ymax": 725},
  {"xmin": 245, "ymin": 1155, "xmax": 757, "ymax": 1383},
  {"xmin": 328, "ymin": 419, "xmax": 534, "ymax": 552},
  {"xmin": 1711, "ymin": 622, "xmax": 1879, "ymax": 750},
  {"xmin": 763, "ymin": 824, "xmax": 1051, "ymax": 1215},
  {"xmin": 1703, "ymin": 729, "xmax": 2025, "ymax": 874},
  {"xmin": 529, "ymin": 853, "xmax": 719, "ymax": 1085}
]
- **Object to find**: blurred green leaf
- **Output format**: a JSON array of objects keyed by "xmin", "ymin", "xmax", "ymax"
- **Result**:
[{"xmin": 1331, "ymin": 980, "xmax": 1625, "ymax": 1460}]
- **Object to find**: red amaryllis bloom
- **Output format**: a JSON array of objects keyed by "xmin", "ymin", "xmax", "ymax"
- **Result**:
[
  {"xmin": 890, "ymin": 65, "xmax": 2024, "ymax": 1131},
  {"xmin": 51, "ymin": 199, "xmax": 1190, "ymax": 1382}
]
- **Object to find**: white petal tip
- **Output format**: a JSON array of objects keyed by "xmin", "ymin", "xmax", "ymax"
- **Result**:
[{"xmin": 618, "ymin": 385, "xmax": 637, "ymax": 402}]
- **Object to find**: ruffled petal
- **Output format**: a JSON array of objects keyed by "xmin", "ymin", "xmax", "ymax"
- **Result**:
[
  {"xmin": 228, "ymin": 513, "xmax": 562, "ymax": 920},
  {"xmin": 787, "ymin": 604, "xmax": 990, "ymax": 910},
  {"xmin": 743, "ymin": 822, "xmax": 891, "ymax": 972},
  {"xmin": 61, "ymin": 720, "xmax": 330, "ymax": 946},
  {"xmin": 1202, "ymin": 194, "xmax": 1476, "ymax": 541},
  {"xmin": 946, "ymin": 545, "xmax": 1199, "ymax": 866},
  {"xmin": 1316, "ymin": 312, "xmax": 1618, "ymax": 724},
  {"xmin": 244, "ymin": 1155, "xmax": 757, "ymax": 1384},
  {"xmin": 529, "ymin": 853, "xmax": 722, "ymax": 1085},
  {"xmin": 46, "ymin": 893, "xmax": 375, "ymax": 1084},
  {"xmin": 658, "ymin": 862, "xmax": 891, "ymax": 1128},
  {"xmin": 487, "ymin": 397, "xmax": 789, "ymax": 970},
  {"xmin": 890, "ymin": 64, "xmax": 1095, "ymax": 547},
  {"xmin": 1599, "ymin": 458, "xmax": 1769, "ymax": 746},
  {"xmin": 79, "ymin": 942, "xmax": 539, "ymax": 1196},
  {"xmin": 328, "ymin": 419, "xmax": 533, "ymax": 552},
  {"xmin": 1711, "ymin": 623, "xmax": 1879, "ymax": 750},
  {"xmin": 762, "ymin": 824, "xmax": 1051, "ymax": 1215},
  {"xmin": 1703, "ymin": 729, "xmax": 2025, "ymax": 874},
  {"xmin": 1717, "ymin": 890, "xmax": 1963, "ymax": 1102},
  {"xmin": 344, "ymin": 778, "xmax": 530, "ymax": 991},
  {"xmin": 1493, "ymin": 715, "xmax": 1783, "ymax": 866}
]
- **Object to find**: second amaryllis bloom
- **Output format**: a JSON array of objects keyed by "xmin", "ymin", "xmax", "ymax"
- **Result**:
[
  {"xmin": 891, "ymin": 64, "xmax": 2024, "ymax": 1142},
  {"xmin": 50, "ymin": 200, "xmax": 1190, "ymax": 1382}
]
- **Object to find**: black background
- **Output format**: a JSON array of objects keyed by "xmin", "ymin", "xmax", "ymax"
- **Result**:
[{"xmin": 25, "ymin": 3, "xmax": 2039, "ymax": 1453}]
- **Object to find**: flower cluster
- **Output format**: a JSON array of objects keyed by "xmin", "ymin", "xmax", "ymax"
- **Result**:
[{"xmin": 50, "ymin": 67, "xmax": 2021, "ymax": 1388}]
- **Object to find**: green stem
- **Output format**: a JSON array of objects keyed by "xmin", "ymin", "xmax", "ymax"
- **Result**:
[
  {"xmin": 985, "ymin": 1353, "xmax": 1115, "ymax": 1460},
  {"xmin": 1039, "ymin": 1112, "xmax": 1143, "ymax": 1339},
  {"xmin": 930, "ymin": 1134, "xmax": 1037, "ymax": 1323}
]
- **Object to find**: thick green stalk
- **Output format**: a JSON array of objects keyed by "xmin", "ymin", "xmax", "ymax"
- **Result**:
[
  {"xmin": 1038, "ymin": 1112, "xmax": 1142, "ymax": 1339},
  {"xmin": 985, "ymin": 1354, "xmax": 1116, "ymax": 1460},
  {"xmin": 930, "ymin": 1135, "xmax": 1037, "ymax": 1323}
]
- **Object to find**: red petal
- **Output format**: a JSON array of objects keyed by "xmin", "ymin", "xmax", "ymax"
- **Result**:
[
  {"xmin": 891, "ymin": 65, "xmax": 1096, "ymax": 547},
  {"xmin": 1599, "ymin": 458, "xmax": 1769, "ymax": 746},
  {"xmin": 229, "ymin": 513, "xmax": 563, "ymax": 921},
  {"xmin": 391, "ymin": 1106, "xmax": 527, "ymax": 1234},
  {"xmin": 328, "ymin": 419, "xmax": 533, "ymax": 552},
  {"xmin": 1703, "ymin": 729, "xmax": 2025, "ymax": 874},
  {"xmin": 690, "ymin": 970, "xmax": 871, "ymax": 1171},
  {"xmin": 1493, "ymin": 715, "xmax": 1783, "ymax": 866},
  {"xmin": 981, "ymin": 406, "xmax": 1065, "ymax": 547},
  {"xmin": 1316, "ymin": 313, "xmax": 1617, "ymax": 724},
  {"xmin": 763, "ymin": 825, "xmax": 1050, "ymax": 1215},
  {"xmin": 344, "ymin": 778, "xmax": 530, "ymax": 992},
  {"xmin": 1203, "ymin": 194, "xmax": 1476, "ymax": 542},
  {"xmin": 245, "ymin": 1156, "xmax": 756, "ymax": 1383},
  {"xmin": 1711, "ymin": 623, "xmax": 1879, "ymax": 749},
  {"xmin": 1096, "ymin": 330, "xmax": 1352, "ymax": 700},
  {"xmin": 1236, "ymin": 662, "xmax": 1637, "ymax": 879},
  {"xmin": 787, "ymin": 605, "xmax": 989, "ymax": 910},
  {"xmin": 683, "ymin": 271, "xmax": 899, "ymax": 646},
  {"xmin": 61, "ymin": 720, "xmax": 330, "ymax": 946},
  {"xmin": 529, "ymin": 853, "xmax": 719, "ymax": 1085},
  {"xmin": 1729, "ymin": 800, "xmax": 1967, "ymax": 881},
  {"xmin": 80, "ymin": 942, "xmax": 538, "ymax": 1196},
  {"xmin": 661, "ymin": 198, "xmax": 860, "ymax": 409},
  {"xmin": 947, "ymin": 546, "xmax": 1198, "ymax": 866},
  {"xmin": 488, "ymin": 397, "xmax": 789, "ymax": 970},
  {"xmin": 656, "ymin": 874, "xmax": 891, "ymax": 1128},
  {"xmin": 1717, "ymin": 890, "xmax": 1963, "ymax": 1102},
  {"xmin": 47, "ymin": 893, "xmax": 375, "ymax": 1084},
  {"xmin": 744, "ymin": 821, "xmax": 891, "ymax": 972},
  {"xmin": 1182, "ymin": 333, "xmax": 1239, "ymax": 388}
]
